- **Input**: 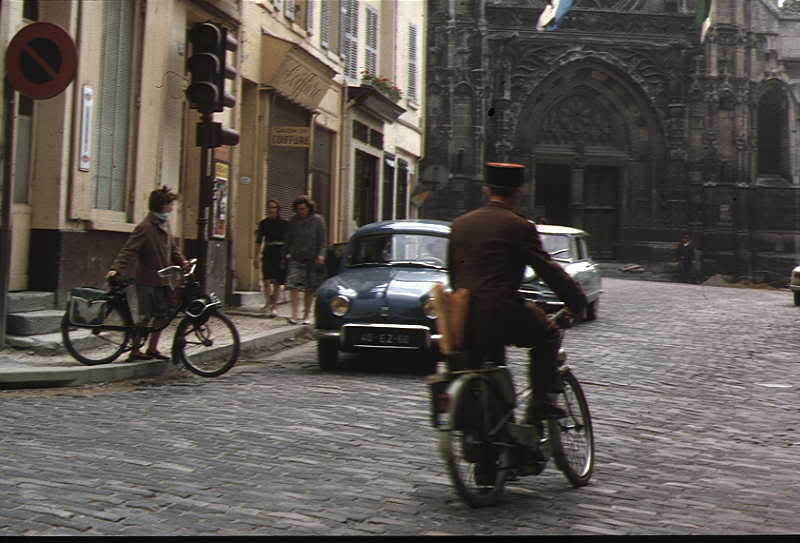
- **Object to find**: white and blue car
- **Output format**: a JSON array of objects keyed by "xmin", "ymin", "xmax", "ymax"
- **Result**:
[{"xmin": 313, "ymin": 220, "xmax": 450, "ymax": 371}]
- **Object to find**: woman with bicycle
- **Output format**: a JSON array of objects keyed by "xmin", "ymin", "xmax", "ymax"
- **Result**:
[{"xmin": 105, "ymin": 186, "xmax": 189, "ymax": 362}]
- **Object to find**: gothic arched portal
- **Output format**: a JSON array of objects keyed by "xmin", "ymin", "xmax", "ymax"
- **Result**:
[{"xmin": 512, "ymin": 59, "xmax": 667, "ymax": 258}]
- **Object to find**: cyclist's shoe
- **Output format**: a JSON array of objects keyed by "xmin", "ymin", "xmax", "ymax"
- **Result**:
[{"xmin": 146, "ymin": 350, "xmax": 170, "ymax": 361}]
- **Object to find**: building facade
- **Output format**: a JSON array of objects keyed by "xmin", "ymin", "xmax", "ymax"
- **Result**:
[
  {"xmin": 0, "ymin": 0, "xmax": 426, "ymax": 309},
  {"xmin": 421, "ymin": 0, "xmax": 800, "ymax": 284}
]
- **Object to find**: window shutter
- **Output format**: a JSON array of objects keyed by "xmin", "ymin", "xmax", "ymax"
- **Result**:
[
  {"xmin": 407, "ymin": 24, "xmax": 418, "ymax": 102},
  {"xmin": 93, "ymin": 0, "xmax": 135, "ymax": 211},
  {"xmin": 305, "ymin": 0, "xmax": 314, "ymax": 33},
  {"xmin": 365, "ymin": 7, "xmax": 377, "ymax": 76},
  {"xmin": 343, "ymin": 0, "xmax": 359, "ymax": 79},
  {"xmin": 320, "ymin": 0, "xmax": 329, "ymax": 47},
  {"xmin": 285, "ymin": 0, "xmax": 296, "ymax": 21}
]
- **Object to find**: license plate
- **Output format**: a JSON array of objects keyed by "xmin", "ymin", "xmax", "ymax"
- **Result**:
[{"xmin": 348, "ymin": 328, "xmax": 425, "ymax": 348}]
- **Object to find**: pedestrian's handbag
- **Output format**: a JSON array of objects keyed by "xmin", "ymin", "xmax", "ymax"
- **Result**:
[{"xmin": 67, "ymin": 287, "xmax": 112, "ymax": 327}]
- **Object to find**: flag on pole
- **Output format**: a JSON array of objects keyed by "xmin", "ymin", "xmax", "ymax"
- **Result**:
[
  {"xmin": 694, "ymin": 0, "xmax": 713, "ymax": 42},
  {"xmin": 536, "ymin": 0, "xmax": 574, "ymax": 32}
]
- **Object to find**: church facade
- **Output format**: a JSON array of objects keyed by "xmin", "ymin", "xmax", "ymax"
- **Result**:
[{"xmin": 420, "ymin": 0, "xmax": 800, "ymax": 284}]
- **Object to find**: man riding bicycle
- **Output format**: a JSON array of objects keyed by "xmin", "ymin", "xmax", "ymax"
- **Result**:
[{"xmin": 447, "ymin": 162, "xmax": 588, "ymax": 423}]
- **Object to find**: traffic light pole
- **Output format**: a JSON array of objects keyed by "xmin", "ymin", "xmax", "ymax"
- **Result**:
[{"xmin": 196, "ymin": 113, "xmax": 214, "ymax": 291}]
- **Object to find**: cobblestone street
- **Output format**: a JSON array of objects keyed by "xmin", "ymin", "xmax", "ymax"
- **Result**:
[{"xmin": 2, "ymin": 277, "xmax": 799, "ymax": 535}]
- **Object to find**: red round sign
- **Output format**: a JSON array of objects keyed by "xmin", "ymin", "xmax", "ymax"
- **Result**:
[{"xmin": 5, "ymin": 22, "xmax": 78, "ymax": 100}]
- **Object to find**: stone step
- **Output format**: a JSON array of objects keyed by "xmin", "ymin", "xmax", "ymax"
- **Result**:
[
  {"xmin": 7, "ymin": 309, "xmax": 65, "ymax": 336},
  {"xmin": 7, "ymin": 291, "xmax": 56, "ymax": 314},
  {"xmin": 6, "ymin": 328, "xmax": 105, "ymax": 354}
]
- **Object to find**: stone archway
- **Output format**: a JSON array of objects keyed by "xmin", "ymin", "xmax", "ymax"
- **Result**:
[{"xmin": 514, "ymin": 58, "xmax": 667, "ymax": 258}]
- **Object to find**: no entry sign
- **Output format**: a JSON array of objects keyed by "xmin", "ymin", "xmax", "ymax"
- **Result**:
[{"xmin": 6, "ymin": 22, "xmax": 78, "ymax": 100}]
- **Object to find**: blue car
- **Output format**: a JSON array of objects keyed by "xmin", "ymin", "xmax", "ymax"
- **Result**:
[{"xmin": 314, "ymin": 220, "xmax": 450, "ymax": 370}]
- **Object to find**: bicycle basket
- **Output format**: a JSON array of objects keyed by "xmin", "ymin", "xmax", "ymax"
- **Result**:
[
  {"xmin": 67, "ymin": 287, "xmax": 112, "ymax": 327},
  {"xmin": 157, "ymin": 267, "xmax": 184, "ymax": 290}
]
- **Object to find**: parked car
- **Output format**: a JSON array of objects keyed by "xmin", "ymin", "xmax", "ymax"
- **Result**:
[
  {"xmin": 790, "ymin": 265, "xmax": 800, "ymax": 305},
  {"xmin": 518, "ymin": 224, "xmax": 603, "ymax": 320},
  {"xmin": 313, "ymin": 220, "xmax": 450, "ymax": 371}
]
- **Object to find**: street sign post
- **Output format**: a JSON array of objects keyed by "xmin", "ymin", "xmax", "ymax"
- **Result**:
[{"xmin": 5, "ymin": 22, "xmax": 78, "ymax": 100}]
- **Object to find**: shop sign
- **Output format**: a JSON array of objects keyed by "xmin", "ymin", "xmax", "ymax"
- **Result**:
[
  {"xmin": 272, "ymin": 56, "xmax": 327, "ymax": 109},
  {"xmin": 271, "ymin": 126, "xmax": 310, "ymax": 147}
]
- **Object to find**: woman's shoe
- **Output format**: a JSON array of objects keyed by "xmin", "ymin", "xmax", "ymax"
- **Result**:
[
  {"xmin": 127, "ymin": 351, "xmax": 152, "ymax": 362},
  {"xmin": 145, "ymin": 350, "xmax": 170, "ymax": 361},
  {"xmin": 287, "ymin": 317, "xmax": 299, "ymax": 325}
]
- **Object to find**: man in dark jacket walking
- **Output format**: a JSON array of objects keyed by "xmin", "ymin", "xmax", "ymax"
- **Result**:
[
  {"xmin": 106, "ymin": 187, "xmax": 188, "ymax": 361},
  {"xmin": 448, "ymin": 162, "xmax": 587, "ymax": 422}
]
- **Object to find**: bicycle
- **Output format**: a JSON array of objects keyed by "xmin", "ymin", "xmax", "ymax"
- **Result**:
[
  {"xmin": 427, "ymin": 306, "xmax": 594, "ymax": 508},
  {"xmin": 60, "ymin": 258, "xmax": 241, "ymax": 377}
]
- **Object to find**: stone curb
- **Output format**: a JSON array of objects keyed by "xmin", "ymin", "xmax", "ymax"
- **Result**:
[{"xmin": 0, "ymin": 324, "xmax": 312, "ymax": 388}]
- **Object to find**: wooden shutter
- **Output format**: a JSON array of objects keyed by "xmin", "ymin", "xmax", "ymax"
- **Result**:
[
  {"xmin": 342, "ymin": 0, "xmax": 359, "ymax": 79},
  {"xmin": 407, "ymin": 23, "xmax": 418, "ymax": 102},
  {"xmin": 320, "ymin": 0, "xmax": 330, "ymax": 47},
  {"xmin": 365, "ymin": 7, "xmax": 377, "ymax": 76}
]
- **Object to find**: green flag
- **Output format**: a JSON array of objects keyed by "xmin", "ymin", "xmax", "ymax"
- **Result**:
[{"xmin": 694, "ymin": 0, "xmax": 710, "ymax": 28}]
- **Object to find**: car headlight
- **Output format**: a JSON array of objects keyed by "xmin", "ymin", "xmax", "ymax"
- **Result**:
[
  {"xmin": 330, "ymin": 295, "xmax": 351, "ymax": 317},
  {"xmin": 792, "ymin": 267, "xmax": 800, "ymax": 286},
  {"xmin": 423, "ymin": 298, "xmax": 437, "ymax": 319}
]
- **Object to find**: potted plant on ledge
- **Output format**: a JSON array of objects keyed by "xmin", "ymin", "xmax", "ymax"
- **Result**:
[{"xmin": 360, "ymin": 71, "xmax": 402, "ymax": 102}]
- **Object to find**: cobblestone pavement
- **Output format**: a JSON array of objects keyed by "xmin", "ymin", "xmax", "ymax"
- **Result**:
[{"xmin": 2, "ymin": 278, "xmax": 799, "ymax": 535}]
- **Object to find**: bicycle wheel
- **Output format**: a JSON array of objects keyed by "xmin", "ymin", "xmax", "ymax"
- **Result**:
[
  {"xmin": 60, "ymin": 308, "xmax": 130, "ymax": 365},
  {"xmin": 549, "ymin": 369, "xmax": 594, "ymax": 487},
  {"xmin": 439, "ymin": 374, "xmax": 508, "ymax": 507},
  {"xmin": 173, "ymin": 310, "xmax": 240, "ymax": 377}
]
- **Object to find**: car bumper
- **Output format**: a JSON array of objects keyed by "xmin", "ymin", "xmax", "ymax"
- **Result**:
[
  {"xmin": 790, "ymin": 284, "xmax": 800, "ymax": 293},
  {"xmin": 314, "ymin": 324, "xmax": 441, "ymax": 351}
]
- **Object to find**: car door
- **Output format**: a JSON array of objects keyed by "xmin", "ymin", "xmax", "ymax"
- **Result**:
[{"xmin": 572, "ymin": 235, "xmax": 601, "ymax": 299}]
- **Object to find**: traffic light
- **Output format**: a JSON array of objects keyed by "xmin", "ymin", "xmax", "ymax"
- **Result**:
[
  {"xmin": 186, "ymin": 22, "xmax": 222, "ymax": 114},
  {"xmin": 186, "ymin": 21, "xmax": 239, "ymax": 147}
]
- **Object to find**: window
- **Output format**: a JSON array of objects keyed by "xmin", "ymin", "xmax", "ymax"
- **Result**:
[
  {"xmin": 341, "ymin": 0, "xmax": 359, "ymax": 79},
  {"xmin": 368, "ymin": 128, "xmax": 383, "ymax": 149},
  {"xmin": 23, "ymin": 0, "xmax": 38, "ymax": 21},
  {"xmin": 382, "ymin": 155, "xmax": 395, "ymax": 220},
  {"xmin": 757, "ymin": 87, "xmax": 789, "ymax": 177},
  {"xmin": 354, "ymin": 150, "xmax": 378, "ymax": 227},
  {"xmin": 94, "ymin": 0, "xmax": 137, "ymax": 211},
  {"xmin": 396, "ymin": 159, "xmax": 409, "ymax": 219},
  {"xmin": 353, "ymin": 120, "xmax": 368, "ymax": 143},
  {"xmin": 365, "ymin": 7, "xmax": 378, "ymax": 76},
  {"xmin": 407, "ymin": 24, "xmax": 418, "ymax": 102},
  {"xmin": 285, "ymin": 0, "xmax": 296, "ymax": 20}
]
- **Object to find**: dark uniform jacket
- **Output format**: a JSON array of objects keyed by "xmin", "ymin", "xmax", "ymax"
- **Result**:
[
  {"xmin": 448, "ymin": 201, "xmax": 587, "ymax": 348},
  {"xmin": 111, "ymin": 212, "xmax": 186, "ymax": 287}
]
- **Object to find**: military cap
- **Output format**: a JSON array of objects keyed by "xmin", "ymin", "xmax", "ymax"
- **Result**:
[{"xmin": 485, "ymin": 162, "xmax": 525, "ymax": 188}]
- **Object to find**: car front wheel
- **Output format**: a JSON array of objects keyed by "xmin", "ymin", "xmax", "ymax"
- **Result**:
[
  {"xmin": 794, "ymin": 292, "xmax": 800, "ymax": 306},
  {"xmin": 585, "ymin": 299, "xmax": 599, "ymax": 321},
  {"xmin": 318, "ymin": 339, "xmax": 339, "ymax": 371}
]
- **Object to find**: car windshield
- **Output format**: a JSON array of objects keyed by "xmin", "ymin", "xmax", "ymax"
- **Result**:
[
  {"xmin": 541, "ymin": 233, "xmax": 572, "ymax": 259},
  {"xmin": 349, "ymin": 234, "xmax": 448, "ymax": 267}
]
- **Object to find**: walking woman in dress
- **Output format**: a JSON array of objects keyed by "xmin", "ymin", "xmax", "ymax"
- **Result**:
[{"xmin": 255, "ymin": 199, "xmax": 288, "ymax": 317}]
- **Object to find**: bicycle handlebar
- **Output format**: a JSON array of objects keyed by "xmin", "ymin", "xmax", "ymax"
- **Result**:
[{"xmin": 550, "ymin": 307, "xmax": 574, "ymax": 329}]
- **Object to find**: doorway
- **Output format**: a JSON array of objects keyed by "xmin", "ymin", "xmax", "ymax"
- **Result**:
[
  {"xmin": 534, "ymin": 164, "xmax": 571, "ymax": 226},
  {"xmin": 582, "ymin": 165, "xmax": 619, "ymax": 259}
]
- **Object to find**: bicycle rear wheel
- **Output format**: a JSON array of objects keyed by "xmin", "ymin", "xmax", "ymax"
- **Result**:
[
  {"xmin": 549, "ymin": 369, "xmax": 594, "ymax": 487},
  {"xmin": 173, "ymin": 310, "xmax": 240, "ymax": 377},
  {"xmin": 60, "ymin": 308, "xmax": 130, "ymax": 365},
  {"xmin": 439, "ymin": 374, "xmax": 508, "ymax": 507}
]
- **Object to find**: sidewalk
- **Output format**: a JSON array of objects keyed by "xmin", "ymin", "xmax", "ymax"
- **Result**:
[{"xmin": 0, "ymin": 304, "xmax": 313, "ymax": 389}]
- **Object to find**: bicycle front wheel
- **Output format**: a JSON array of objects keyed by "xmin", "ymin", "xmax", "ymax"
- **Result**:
[
  {"xmin": 439, "ymin": 374, "xmax": 508, "ymax": 507},
  {"xmin": 549, "ymin": 369, "xmax": 594, "ymax": 487},
  {"xmin": 173, "ymin": 310, "xmax": 240, "ymax": 377},
  {"xmin": 61, "ymin": 308, "xmax": 130, "ymax": 365}
]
